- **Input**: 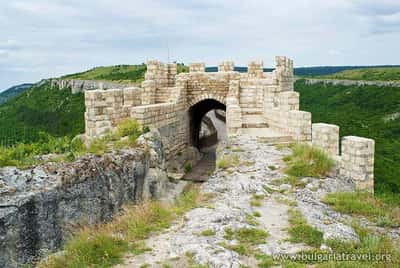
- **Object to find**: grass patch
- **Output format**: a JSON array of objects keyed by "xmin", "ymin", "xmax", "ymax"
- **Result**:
[
  {"xmin": 216, "ymin": 154, "xmax": 240, "ymax": 170},
  {"xmin": 221, "ymin": 227, "xmax": 269, "ymax": 256},
  {"xmin": 287, "ymin": 209, "xmax": 323, "ymax": 248},
  {"xmin": 200, "ymin": 229, "xmax": 216, "ymax": 237},
  {"xmin": 245, "ymin": 214, "xmax": 260, "ymax": 226},
  {"xmin": 285, "ymin": 143, "xmax": 334, "ymax": 178},
  {"xmin": 323, "ymin": 191, "xmax": 400, "ymax": 227},
  {"xmin": 311, "ymin": 223, "xmax": 400, "ymax": 267},
  {"xmin": 224, "ymin": 227, "xmax": 269, "ymax": 245},
  {"xmin": 250, "ymin": 194, "xmax": 265, "ymax": 207},
  {"xmin": 39, "ymin": 185, "xmax": 205, "ymax": 268},
  {"xmin": 184, "ymin": 162, "xmax": 193, "ymax": 173},
  {"xmin": 268, "ymin": 165, "xmax": 277, "ymax": 170},
  {"xmin": 253, "ymin": 211, "xmax": 261, "ymax": 217}
]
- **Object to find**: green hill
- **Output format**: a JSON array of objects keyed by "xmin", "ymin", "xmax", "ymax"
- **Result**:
[
  {"xmin": 61, "ymin": 64, "xmax": 147, "ymax": 83},
  {"xmin": 295, "ymin": 79, "xmax": 400, "ymax": 194},
  {"xmin": 0, "ymin": 81, "xmax": 85, "ymax": 147},
  {"xmin": 0, "ymin": 83, "xmax": 33, "ymax": 105},
  {"xmin": 317, "ymin": 67, "xmax": 400, "ymax": 81}
]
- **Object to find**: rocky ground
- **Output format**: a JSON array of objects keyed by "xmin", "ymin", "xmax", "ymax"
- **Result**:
[{"xmin": 115, "ymin": 135, "xmax": 399, "ymax": 268}]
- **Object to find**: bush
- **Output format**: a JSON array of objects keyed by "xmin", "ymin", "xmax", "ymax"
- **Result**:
[
  {"xmin": 285, "ymin": 143, "xmax": 334, "ymax": 178},
  {"xmin": 116, "ymin": 119, "xmax": 142, "ymax": 139}
]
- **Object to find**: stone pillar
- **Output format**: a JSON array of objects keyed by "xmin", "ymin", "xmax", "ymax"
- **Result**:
[
  {"xmin": 141, "ymin": 80, "xmax": 156, "ymax": 105},
  {"xmin": 287, "ymin": 111, "xmax": 312, "ymax": 141},
  {"xmin": 312, "ymin": 123, "xmax": 339, "ymax": 157},
  {"xmin": 248, "ymin": 60, "xmax": 264, "ymax": 78},
  {"xmin": 340, "ymin": 136, "xmax": 375, "ymax": 192},
  {"xmin": 167, "ymin": 63, "xmax": 177, "ymax": 86},
  {"xmin": 226, "ymin": 80, "xmax": 242, "ymax": 135},
  {"xmin": 218, "ymin": 61, "xmax": 234, "ymax": 72},
  {"xmin": 275, "ymin": 56, "xmax": 294, "ymax": 91},
  {"xmin": 189, "ymin": 63, "xmax": 205, "ymax": 72}
]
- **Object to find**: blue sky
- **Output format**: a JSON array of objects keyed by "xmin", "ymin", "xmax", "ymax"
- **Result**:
[{"xmin": 0, "ymin": 0, "xmax": 400, "ymax": 90}]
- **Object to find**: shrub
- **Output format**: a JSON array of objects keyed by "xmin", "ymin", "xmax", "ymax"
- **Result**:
[
  {"xmin": 116, "ymin": 118, "xmax": 141, "ymax": 139},
  {"xmin": 285, "ymin": 143, "xmax": 334, "ymax": 178}
]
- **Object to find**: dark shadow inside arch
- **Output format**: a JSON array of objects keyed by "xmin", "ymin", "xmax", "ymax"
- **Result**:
[{"xmin": 189, "ymin": 99, "xmax": 226, "ymax": 149}]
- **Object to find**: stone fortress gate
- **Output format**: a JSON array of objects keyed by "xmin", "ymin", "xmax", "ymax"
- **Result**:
[{"xmin": 84, "ymin": 56, "xmax": 375, "ymax": 192}]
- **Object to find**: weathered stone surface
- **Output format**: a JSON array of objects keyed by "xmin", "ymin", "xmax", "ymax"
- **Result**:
[{"xmin": 0, "ymin": 132, "xmax": 182, "ymax": 267}]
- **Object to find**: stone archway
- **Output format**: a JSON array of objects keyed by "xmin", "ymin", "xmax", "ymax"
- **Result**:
[{"xmin": 188, "ymin": 98, "xmax": 226, "ymax": 148}]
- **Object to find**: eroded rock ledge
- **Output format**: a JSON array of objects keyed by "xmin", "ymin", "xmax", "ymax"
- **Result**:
[{"xmin": 0, "ymin": 132, "xmax": 181, "ymax": 267}]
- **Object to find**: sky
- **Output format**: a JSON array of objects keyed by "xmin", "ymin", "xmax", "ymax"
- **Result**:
[{"xmin": 0, "ymin": 0, "xmax": 400, "ymax": 90}]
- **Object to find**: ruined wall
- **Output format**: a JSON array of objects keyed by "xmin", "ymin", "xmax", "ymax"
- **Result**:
[
  {"xmin": 311, "ymin": 123, "xmax": 375, "ymax": 192},
  {"xmin": 83, "ymin": 56, "xmax": 375, "ymax": 192}
]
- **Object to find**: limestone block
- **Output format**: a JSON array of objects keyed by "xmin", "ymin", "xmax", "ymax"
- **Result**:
[
  {"xmin": 340, "ymin": 136, "xmax": 374, "ymax": 192},
  {"xmin": 312, "ymin": 123, "xmax": 339, "ymax": 157},
  {"xmin": 189, "ymin": 63, "xmax": 205, "ymax": 72},
  {"xmin": 218, "ymin": 61, "xmax": 234, "ymax": 72}
]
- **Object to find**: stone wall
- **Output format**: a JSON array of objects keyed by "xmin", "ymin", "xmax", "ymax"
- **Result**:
[
  {"xmin": 0, "ymin": 132, "xmax": 184, "ymax": 267},
  {"xmin": 311, "ymin": 123, "xmax": 375, "ymax": 192},
  {"xmin": 83, "ymin": 56, "xmax": 375, "ymax": 192},
  {"xmin": 312, "ymin": 123, "xmax": 340, "ymax": 157}
]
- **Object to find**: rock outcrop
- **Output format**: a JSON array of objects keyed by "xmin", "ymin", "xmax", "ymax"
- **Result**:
[
  {"xmin": 51, "ymin": 79, "xmax": 139, "ymax": 94},
  {"xmin": 0, "ymin": 132, "xmax": 183, "ymax": 267}
]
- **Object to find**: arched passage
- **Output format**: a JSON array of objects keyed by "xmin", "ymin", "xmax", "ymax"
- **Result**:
[{"xmin": 189, "ymin": 98, "xmax": 226, "ymax": 148}]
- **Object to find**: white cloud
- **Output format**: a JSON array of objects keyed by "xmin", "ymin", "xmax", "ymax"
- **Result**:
[{"xmin": 0, "ymin": 0, "xmax": 399, "ymax": 89}]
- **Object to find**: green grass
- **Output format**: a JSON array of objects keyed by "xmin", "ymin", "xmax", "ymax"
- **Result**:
[
  {"xmin": 200, "ymin": 229, "xmax": 216, "ymax": 236},
  {"xmin": 216, "ymin": 154, "xmax": 240, "ymax": 169},
  {"xmin": 317, "ymin": 67, "xmax": 400, "ymax": 81},
  {"xmin": 0, "ymin": 81, "xmax": 85, "ymax": 147},
  {"xmin": 221, "ymin": 227, "xmax": 269, "ymax": 256},
  {"xmin": 39, "ymin": 186, "xmax": 206, "ymax": 268},
  {"xmin": 284, "ymin": 143, "xmax": 334, "ymax": 179},
  {"xmin": 313, "ymin": 223, "xmax": 400, "ymax": 267},
  {"xmin": 287, "ymin": 209, "xmax": 323, "ymax": 248},
  {"xmin": 295, "ymin": 80, "xmax": 400, "ymax": 195},
  {"xmin": 323, "ymin": 192, "xmax": 400, "ymax": 228}
]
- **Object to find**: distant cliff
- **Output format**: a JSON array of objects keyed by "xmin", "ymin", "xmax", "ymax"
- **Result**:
[
  {"xmin": 51, "ymin": 79, "xmax": 138, "ymax": 94},
  {"xmin": 0, "ymin": 83, "xmax": 33, "ymax": 105}
]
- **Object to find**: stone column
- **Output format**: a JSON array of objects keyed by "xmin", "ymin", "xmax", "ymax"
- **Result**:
[
  {"xmin": 312, "ymin": 123, "xmax": 340, "ymax": 157},
  {"xmin": 226, "ymin": 80, "xmax": 242, "ymax": 135},
  {"xmin": 141, "ymin": 80, "xmax": 156, "ymax": 105},
  {"xmin": 340, "ymin": 136, "xmax": 375, "ymax": 192}
]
